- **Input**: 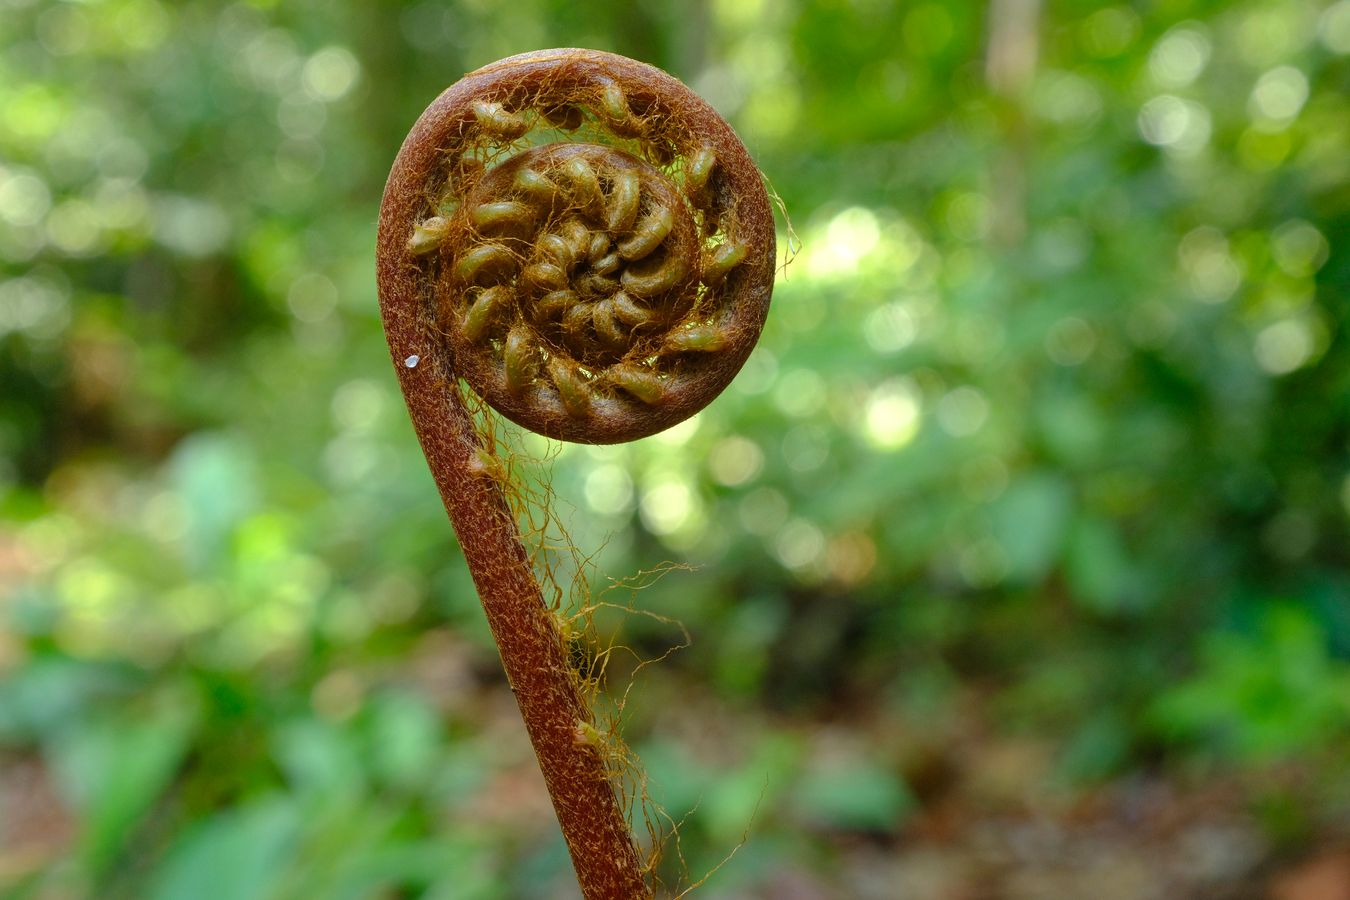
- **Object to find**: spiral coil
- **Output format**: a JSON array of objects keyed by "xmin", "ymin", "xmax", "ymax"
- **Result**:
[{"xmin": 393, "ymin": 49, "xmax": 776, "ymax": 444}]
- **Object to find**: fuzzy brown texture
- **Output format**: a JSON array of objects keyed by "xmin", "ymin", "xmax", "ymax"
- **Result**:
[
  {"xmin": 377, "ymin": 49, "xmax": 775, "ymax": 899},
  {"xmin": 393, "ymin": 47, "xmax": 775, "ymax": 444}
]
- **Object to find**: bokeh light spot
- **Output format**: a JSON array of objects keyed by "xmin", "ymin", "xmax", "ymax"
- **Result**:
[
  {"xmin": 1178, "ymin": 227, "xmax": 1242, "ymax": 303},
  {"xmin": 772, "ymin": 368, "xmax": 826, "ymax": 418},
  {"xmin": 1031, "ymin": 71, "xmax": 1103, "ymax": 127},
  {"xmin": 1270, "ymin": 220, "xmax": 1329, "ymax": 277},
  {"xmin": 708, "ymin": 436, "xmax": 764, "ymax": 487},
  {"xmin": 0, "ymin": 274, "xmax": 70, "ymax": 340},
  {"xmin": 46, "ymin": 200, "xmax": 103, "ymax": 256},
  {"xmin": 863, "ymin": 300, "xmax": 918, "ymax": 354},
  {"xmin": 937, "ymin": 386, "xmax": 990, "ymax": 437},
  {"xmin": 154, "ymin": 195, "xmax": 231, "ymax": 258},
  {"xmin": 331, "ymin": 379, "xmax": 386, "ymax": 432},
  {"xmin": 654, "ymin": 414, "xmax": 700, "ymax": 447},
  {"xmin": 288, "ymin": 272, "xmax": 338, "ymax": 323},
  {"xmin": 1149, "ymin": 25, "xmax": 1211, "ymax": 88},
  {"xmin": 1080, "ymin": 7, "xmax": 1140, "ymax": 57},
  {"xmin": 585, "ymin": 464, "xmax": 634, "ymax": 515},
  {"xmin": 863, "ymin": 378, "xmax": 921, "ymax": 450},
  {"xmin": 1138, "ymin": 95, "xmax": 1211, "ymax": 156},
  {"xmin": 640, "ymin": 479, "xmax": 695, "ymax": 536},
  {"xmin": 1321, "ymin": 0, "xmax": 1350, "ymax": 53},
  {"xmin": 774, "ymin": 518, "xmax": 825, "ymax": 573},
  {"xmin": 0, "ymin": 169, "xmax": 52, "ymax": 227},
  {"xmin": 1253, "ymin": 318, "xmax": 1316, "ymax": 375},
  {"xmin": 303, "ymin": 46, "xmax": 361, "ymax": 102},
  {"xmin": 826, "ymin": 531, "xmax": 876, "ymax": 586},
  {"xmin": 1249, "ymin": 66, "xmax": 1309, "ymax": 129},
  {"xmin": 807, "ymin": 207, "xmax": 881, "ymax": 277}
]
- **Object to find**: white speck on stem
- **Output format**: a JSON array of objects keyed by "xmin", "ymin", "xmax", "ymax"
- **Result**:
[{"xmin": 404, "ymin": 354, "xmax": 420, "ymax": 368}]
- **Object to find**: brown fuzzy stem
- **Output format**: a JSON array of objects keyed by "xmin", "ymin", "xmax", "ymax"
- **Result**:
[
  {"xmin": 381, "ymin": 376, "xmax": 646, "ymax": 898},
  {"xmin": 379, "ymin": 177, "xmax": 650, "ymax": 900},
  {"xmin": 377, "ymin": 49, "xmax": 775, "ymax": 899}
]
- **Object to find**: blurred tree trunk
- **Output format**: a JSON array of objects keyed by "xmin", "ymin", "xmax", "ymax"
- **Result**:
[{"xmin": 985, "ymin": 0, "xmax": 1041, "ymax": 248}]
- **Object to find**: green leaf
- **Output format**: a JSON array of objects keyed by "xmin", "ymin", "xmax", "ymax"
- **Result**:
[
  {"xmin": 49, "ymin": 708, "xmax": 194, "ymax": 874},
  {"xmin": 1065, "ymin": 517, "xmax": 1134, "ymax": 614},
  {"xmin": 364, "ymin": 690, "xmax": 442, "ymax": 792},
  {"xmin": 271, "ymin": 718, "xmax": 365, "ymax": 805},
  {"xmin": 794, "ymin": 757, "xmax": 914, "ymax": 832},
  {"xmin": 149, "ymin": 800, "xmax": 298, "ymax": 900},
  {"xmin": 168, "ymin": 432, "xmax": 259, "ymax": 570},
  {"xmin": 989, "ymin": 471, "xmax": 1074, "ymax": 582}
]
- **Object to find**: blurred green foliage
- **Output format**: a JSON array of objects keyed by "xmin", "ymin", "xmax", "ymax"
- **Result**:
[{"xmin": 1, "ymin": 0, "xmax": 1349, "ymax": 897}]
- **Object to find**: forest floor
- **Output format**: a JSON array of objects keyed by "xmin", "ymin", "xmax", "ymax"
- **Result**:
[
  {"xmin": 3, "ymin": 743, "xmax": 1348, "ymax": 899},
  {"xmin": 3, "ymin": 661, "xmax": 1347, "ymax": 900}
]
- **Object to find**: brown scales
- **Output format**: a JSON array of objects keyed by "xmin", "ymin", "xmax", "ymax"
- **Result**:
[{"xmin": 376, "ymin": 49, "xmax": 775, "ymax": 900}]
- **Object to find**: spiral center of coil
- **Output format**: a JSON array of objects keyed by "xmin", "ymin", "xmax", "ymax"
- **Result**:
[{"xmin": 451, "ymin": 143, "xmax": 698, "ymax": 370}]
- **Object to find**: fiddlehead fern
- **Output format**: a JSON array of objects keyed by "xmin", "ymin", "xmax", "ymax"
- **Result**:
[
  {"xmin": 395, "ymin": 48, "xmax": 775, "ymax": 444},
  {"xmin": 376, "ymin": 49, "xmax": 775, "ymax": 899}
]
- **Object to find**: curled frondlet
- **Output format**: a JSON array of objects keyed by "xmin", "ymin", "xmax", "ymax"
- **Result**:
[{"xmin": 384, "ymin": 49, "xmax": 776, "ymax": 444}]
